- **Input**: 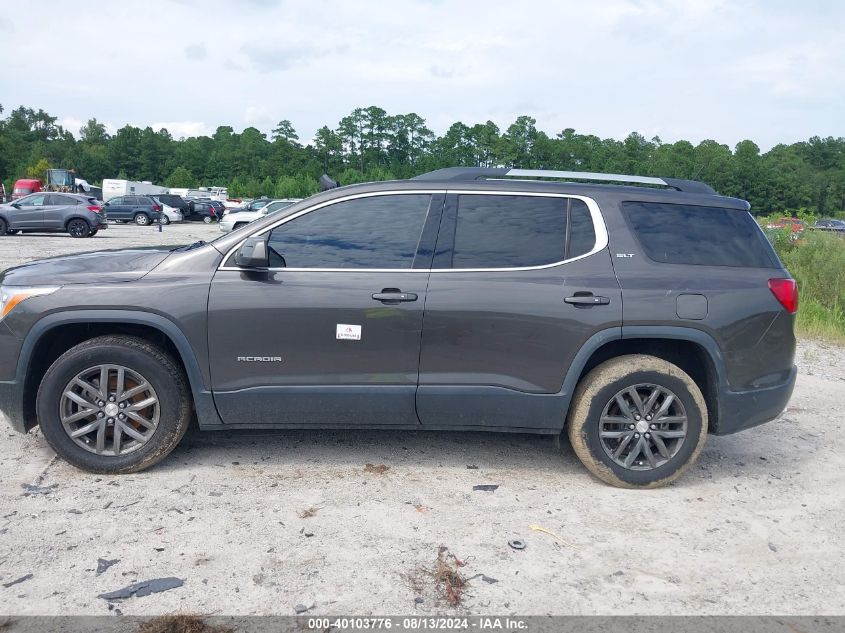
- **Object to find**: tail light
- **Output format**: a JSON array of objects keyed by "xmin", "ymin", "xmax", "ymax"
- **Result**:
[
  {"xmin": 86, "ymin": 205, "xmax": 101, "ymax": 213},
  {"xmin": 152, "ymin": 204, "xmax": 161, "ymax": 212},
  {"xmin": 768, "ymin": 278, "xmax": 798, "ymax": 314}
]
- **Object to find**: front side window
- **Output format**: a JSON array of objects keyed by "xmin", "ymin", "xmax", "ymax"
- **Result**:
[
  {"xmin": 267, "ymin": 194, "xmax": 431, "ymax": 269},
  {"xmin": 452, "ymin": 195, "xmax": 595, "ymax": 269},
  {"xmin": 17, "ymin": 194, "xmax": 46, "ymax": 207}
]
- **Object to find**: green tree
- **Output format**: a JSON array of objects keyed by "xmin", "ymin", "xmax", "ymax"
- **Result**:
[
  {"xmin": 165, "ymin": 166, "xmax": 196, "ymax": 188},
  {"xmin": 26, "ymin": 157, "xmax": 52, "ymax": 182}
]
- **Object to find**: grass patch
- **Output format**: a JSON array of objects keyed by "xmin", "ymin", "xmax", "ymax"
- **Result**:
[{"xmin": 769, "ymin": 228, "xmax": 845, "ymax": 342}]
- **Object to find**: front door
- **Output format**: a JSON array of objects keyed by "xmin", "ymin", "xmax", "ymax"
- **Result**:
[
  {"xmin": 8, "ymin": 193, "xmax": 47, "ymax": 229},
  {"xmin": 208, "ymin": 192, "xmax": 443, "ymax": 426},
  {"xmin": 416, "ymin": 192, "xmax": 623, "ymax": 430}
]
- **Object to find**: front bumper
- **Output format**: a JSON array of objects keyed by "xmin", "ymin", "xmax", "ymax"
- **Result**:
[{"xmin": 713, "ymin": 365, "xmax": 797, "ymax": 435}]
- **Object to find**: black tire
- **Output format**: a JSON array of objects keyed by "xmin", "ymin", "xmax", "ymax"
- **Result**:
[
  {"xmin": 67, "ymin": 219, "xmax": 91, "ymax": 238},
  {"xmin": 566, "ymin": 354, "xmax": 708, "ymax": 489},
  {"xmin": 202, "ymin": 216, "xmax": 212, "ymax": 224},
  {"xmin": 36, "ymin": 336, "xmax": 192, "ymax": 474},
  {"xmin": 134, "ymin": 213, "xmax": 150, "ymax": 226},
  {"xmin": 89, "ymin": 229, "xmax": 98, "ymax": 237},
  {"xmin": 161, "ymin": 215, "xmax": 170, "ymax": 225},
  {"xmin": 0, "ymin": 217, "xmax": 7, "ymax": 236}
]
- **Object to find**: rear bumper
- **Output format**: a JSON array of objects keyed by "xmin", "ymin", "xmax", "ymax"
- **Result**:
[
  {"xmin": 713, "ymin": 365, "xmax": 797, "ymax": 435},
  {"xmin": 0, "ymin": 379, "xmax": 27, "ymax": 433}
]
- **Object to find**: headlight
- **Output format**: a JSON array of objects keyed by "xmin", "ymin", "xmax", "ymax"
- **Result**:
[{"xmin": 0, "ymin": 286, "xmax": 61, "ymax": 321}]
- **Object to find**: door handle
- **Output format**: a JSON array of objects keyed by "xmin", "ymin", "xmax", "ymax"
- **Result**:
[
  {"xmin": 372, "ymin": 289, "xmax": 418, "ymax": 303},
  {"xmin": 564, "ymin": 294, "xmax": 610, "ymax": 306}
]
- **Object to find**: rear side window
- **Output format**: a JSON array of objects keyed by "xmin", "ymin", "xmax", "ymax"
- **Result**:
[
  {"xmin": 452, "ymin": 195, "xmax": 597, "ymax": 269},
  {"xmin": 623, "ymin": 202, "xmax": 778, "ymax": 268}
]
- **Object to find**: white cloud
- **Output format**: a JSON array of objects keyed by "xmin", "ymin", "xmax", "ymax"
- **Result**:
[
  {"xmin": 150, "ymin": 121, "xmax": 213, "ymax": 139},
  {"xmin": 0, "ymin": 0, "xmax": 842, "ymax": 150}
]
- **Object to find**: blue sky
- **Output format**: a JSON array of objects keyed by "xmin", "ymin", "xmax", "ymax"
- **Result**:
[{"xmin": 0, "ymin": 0, "xmax": 841, "ymax": 150}]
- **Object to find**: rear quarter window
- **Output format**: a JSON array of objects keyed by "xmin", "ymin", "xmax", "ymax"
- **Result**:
[{"xmin": 622, "ymin": 202, "xmax": 779, "ymax": 268}]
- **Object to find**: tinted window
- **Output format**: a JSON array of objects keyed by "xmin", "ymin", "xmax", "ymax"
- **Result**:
[
  {"xmin": 452, "ymin": 195, "xmax": 569, "ymax": 268},
  {"xmin": 17, "ymin": 194, "xmax": 46, "ymax": 206},
  {"xmin": 623, "ymin": 202, "xmax": 778, "ymax": 268},
  {"xmin": 107, "ymin": 197, "xmax": 123, "ymax": 205},
  {"xmin": 47, "ymin": 194, "xmax": 76, "ymax": 206},
  {"xmin": 568, "ymin": 199, "xmax": 597, "ymax": 258},
  {"xmin": 267, "ymin": 194, "xmax": 431, "ymax": 269}
]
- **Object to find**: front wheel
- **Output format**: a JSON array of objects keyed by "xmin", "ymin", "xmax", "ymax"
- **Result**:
[
  {"xmin": 566, "ymin": 354, "xmax": 708, "ymax": 488},
  {"xmin": 36, "ymin": 336, "xmax": 193, "ymax": 474},
  {"xmin": 67, "ymin": 219, "xmax": 91, "ymax": 238},
  {"xmin": 134, "ymin": 213, "xmax": 150, "ymax": 226}
]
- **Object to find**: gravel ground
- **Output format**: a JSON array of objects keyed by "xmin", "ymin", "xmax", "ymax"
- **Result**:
[{"xmin": 0, "ymin": 225, "xmax": 843, "ymax": 616}]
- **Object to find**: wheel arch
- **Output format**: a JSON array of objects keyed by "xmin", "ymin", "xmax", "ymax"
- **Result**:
[
  {"xmin": 561, "ymin": 326, "xmax": 726, "ymax": 433},
  {"xmin": 18, "ymin": 310, "xmax": 221, "ymax": 431}
]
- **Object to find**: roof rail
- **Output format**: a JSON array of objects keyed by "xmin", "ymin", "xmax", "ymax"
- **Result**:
[{"xmin": 412, "ymin": 167, "xmax": 715, "ymax": 195}]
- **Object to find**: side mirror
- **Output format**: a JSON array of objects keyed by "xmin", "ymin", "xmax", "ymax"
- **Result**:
[
  {"xmin": 234, "ymin": 235, "xmax": 270, "ymax": 268},
  {"xmin": 10, "ymin": 203, "xmax": 20, "ymax": 209}
]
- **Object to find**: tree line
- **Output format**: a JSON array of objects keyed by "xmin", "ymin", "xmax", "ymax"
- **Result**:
[{"xmin": 1, "ymin": 103, "xmax": 843, "ymax": 215}]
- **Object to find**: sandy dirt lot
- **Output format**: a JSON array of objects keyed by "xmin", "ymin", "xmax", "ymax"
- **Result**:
[{"xmin": 0, "ymin": 225, "xmax": 843, "ymax": 616}]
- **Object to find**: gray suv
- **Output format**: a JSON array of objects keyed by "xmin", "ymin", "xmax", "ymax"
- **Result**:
[
  {"xmin": 0, "ymin": 193, "xmax": 108, "ymax": 238},
  {"xmin": 0, "ymin": 168, "xmax": 797, "ymax": 487}
]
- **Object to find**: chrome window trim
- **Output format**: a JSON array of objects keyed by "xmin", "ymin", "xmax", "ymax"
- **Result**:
[{"xmin": 217, "ymin": 189, "xmax": 609, "ymax": 273}]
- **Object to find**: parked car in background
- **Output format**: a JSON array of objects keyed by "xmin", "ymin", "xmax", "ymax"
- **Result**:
[
  {"xmin": 813, "ymin": 219, "xmax": 845, "ymax": 233},
  {"xmin": 155, "ymin": 194, "xmax": 189, "ymax": 215},
  {"xmin": 153, "ymin": 198, "xmax": 184, "ymax": 225},
  {"xmin": 765, "ymin": 216, "xmax": 805, "ymax": 235},
  {"xmin": 226, "ymin": 198, "xmax": 271, "ymax": 215},
  {"xmin": 219, "ymin": 198, "xmax": 302, "ymax": 232},
  {"xmin": 0, "ymin": 192, "xmax": 107, "ymax": 237},
  {"xmin": 103, "ymin": 195, "xmax": 163, "ymax": 225},
  {"xmin": 184, "ymin": 200, "xmax": 218, "ymax": 223},
  {"xmin": 11, "ymin": 179, "xmax": 43, "ymax": 201}
]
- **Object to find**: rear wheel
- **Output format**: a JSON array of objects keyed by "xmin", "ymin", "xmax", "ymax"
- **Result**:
[
  {"xmin": 566, "ymin": 354, "xmax": 708, "ymax": 488},
  {"xmin": 89, "ymin": 229, "xmax": 98, "ymax": 237},
  {"xmin": 202, "ymin": 216, "xmax": 212, "ymax": 224},
  {"xmin": 36, "ymin": 336, "xmax": 193, "ymax": 474},
  {"xmin": 134, "ymin": 213, "xmax": 150, "ymax": 226},
  {"xmin": 67, "ymin": 219, "xmax": 90, "ymax": 238},
  {"xmin": 160, "ymin": 215, "xmax": 170, "ymax": 225},
  {"xmin": 0, "ymin": 218, "xmax": 7, "ymax": 236}
]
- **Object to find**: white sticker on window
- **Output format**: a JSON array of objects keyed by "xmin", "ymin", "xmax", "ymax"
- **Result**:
[{"xmin": 336, "ymin": 324, "xmax": 362, "ymax": 341}]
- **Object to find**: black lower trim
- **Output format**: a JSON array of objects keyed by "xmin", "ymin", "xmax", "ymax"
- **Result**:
[{"xmin": 714, "ymin": 365, "xmax": 796, "ymax": 435}]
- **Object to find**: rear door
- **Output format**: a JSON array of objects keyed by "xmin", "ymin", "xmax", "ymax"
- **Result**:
[
  {"xmin": 8, "ymin": 193, "xmax": 47, "ymax": 229},
  {"xmin": 208, "ymin": 191, "xmax": 443, "ymax": 426},
  {"xmin": 43, "ymin": 194, "xmax": 76, "ymax": 230},
  {"xmin": 416, "ymin": 192, "xmax": 622, "ymax": 431}
]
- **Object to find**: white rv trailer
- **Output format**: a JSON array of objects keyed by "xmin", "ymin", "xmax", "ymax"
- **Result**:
[{"xmin": 102, "ymin": 179, "xmax": 167, "ymax": 202}]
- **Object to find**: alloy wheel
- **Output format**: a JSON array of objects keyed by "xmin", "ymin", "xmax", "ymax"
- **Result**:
[
  {"xmin": 598, "ymin": 383, "xmax": 688, "ymax": 470},
  {"xmin": 68, "ymin": 220, "xmax": 88, "ymax": 238},
  {"xmin": 59, "ymin": 364, "xmax": 160, "ymax": 456}
]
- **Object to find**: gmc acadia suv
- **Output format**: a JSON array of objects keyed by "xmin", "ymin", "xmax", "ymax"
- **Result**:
[{"xmin": 0, "ymin": 168, "xmax": 797, "ymax": 488}]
